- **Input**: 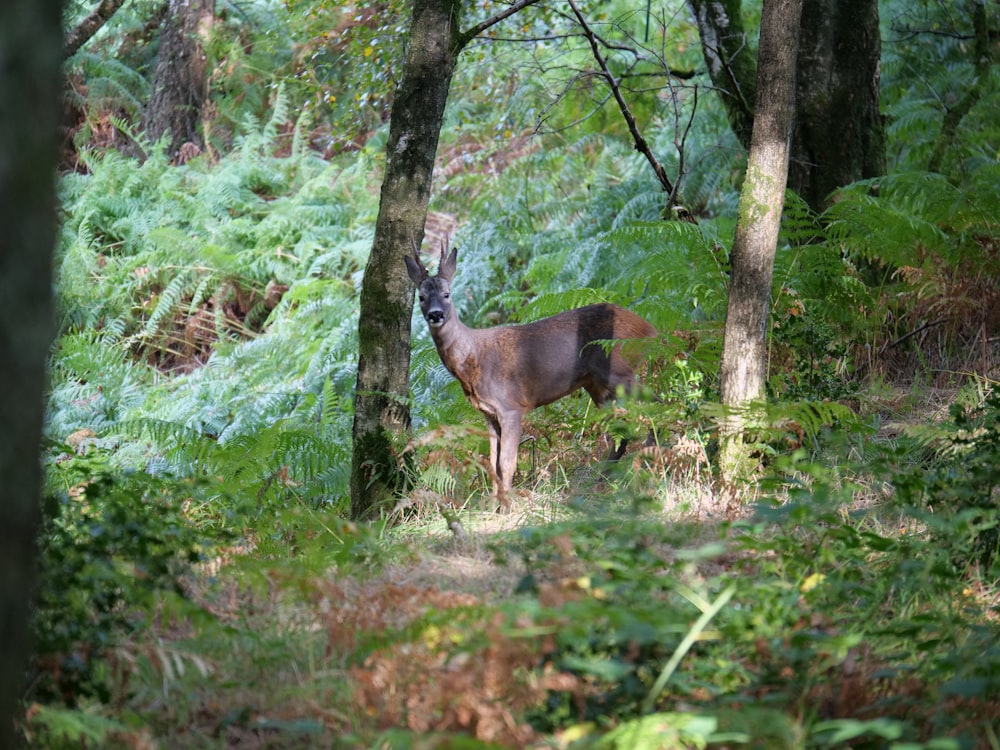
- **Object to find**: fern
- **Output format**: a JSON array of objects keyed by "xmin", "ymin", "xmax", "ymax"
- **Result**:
[
  {"xmin": 138, "ymin": 271, "xmax": 191, "ymax": 340},
  {"xmin": 507, "ymin": 289, "xmax": 618, "ymax": 322},
  {"xmin": 46, "ymin": 332, "xmax": 151, "ymax": 439}
]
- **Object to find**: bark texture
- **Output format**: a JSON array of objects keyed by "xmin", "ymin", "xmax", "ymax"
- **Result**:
[
  {"xmin": 686, "ymin": 0, "xmax": 756, "ymax": 150},
  {"xmin": 0, "ymin": 0, "xmax": 61, "ymax": 743},
  {"xmin": 144, "ymin": 0, "xmax": 215, "ymax": 160},
  {"xmin": 350, "ymin": 0, "xmax": 463, "ymax": 519},
  {"xmin": 790, "ymin": 0, "xmax": 885, "ymax": 209},
  {"xmin": 690, "ymin": 0, "xmax": 885, "ymax": 211},
  {"xmin": 718, "ymin": 0, "xmax": 802, "ymax": 479}
]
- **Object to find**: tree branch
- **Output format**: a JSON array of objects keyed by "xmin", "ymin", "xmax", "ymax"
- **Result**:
[
  {"xmin": 64, "ymin": 0, "xmax": 128, "ymax": 57},
  {"xmin": 928, "ymin": 0, "xmax": 992, "ymax": 173},
  {"xmin": 566, "ymin": 0, "xmax": 675, "ymax": 196},
  {"xmin": 458, "ymin": 0, "xmax": 546, "ymax": 50}
]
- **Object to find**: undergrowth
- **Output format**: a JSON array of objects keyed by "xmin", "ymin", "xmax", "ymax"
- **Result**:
[
  {"xmin": 26, "ymin": 393, "xmax": 1000, "ymax": 748},
  {"xmin": 30, "ymin": 0, "xmax": 1000, "ymax": 746}
]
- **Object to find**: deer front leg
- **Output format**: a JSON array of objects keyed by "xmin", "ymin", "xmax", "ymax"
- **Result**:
[
  {"xmin": 482, "ymin": 413, "xmax": 502, "ymax": 505},
  {"xmin": 495, "ymin": 410, "xmax": 524, "ymax": 511}
]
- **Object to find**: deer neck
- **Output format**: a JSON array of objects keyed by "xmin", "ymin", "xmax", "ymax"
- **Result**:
[{"xmin": 429, "ymin": 314, "xmax": 481, "ymax": 381}]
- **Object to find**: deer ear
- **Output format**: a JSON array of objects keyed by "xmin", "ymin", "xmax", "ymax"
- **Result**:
[
  {"xmin": 438, "ymin": 244, "xmax": 458, "ymax": 282},
  {"xmin": 404, "ymin": 248, "xmax": 427, "ymax": 285}
]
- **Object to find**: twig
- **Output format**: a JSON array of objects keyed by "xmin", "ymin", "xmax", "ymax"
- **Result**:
[
  {"xmin": 458, "ymin": 0, "xmax": 547, "ymax": 49},
  {"xmin": 438, "ymin": 503, "xmax": 467, "ymax": 540},
  {"xmin": 566, "ymin": 0, "xmax": 675, "ymax": 196},
  {"xmin": 880, "ymin": 317, "xmax": 948, "ymax": 353}
]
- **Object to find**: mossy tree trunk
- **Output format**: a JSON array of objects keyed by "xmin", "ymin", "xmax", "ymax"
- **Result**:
[
  {"xmin": 718, "ymin": 0, "xmax": 802, "ymax": 482},
  {"xmin": 0, "ymin": 0, "xmax": 61, "ymax": 741},
  {"xmin": 350, "ymin": 0, "xmax": 463, "ymax": 520},
  {"xmin": 349, "ymin": 0, "xmax": 542, "ymax": 520},
  {"xmin": 689, "ymin": 0, "xmax": 884, "ymax": 212},
  {"xmin": 144, "ymin": 0, "xmax": 215, "ymax": 161},
  {"xmin": 790, "ymin": 0, "xmax": 885, "ymax": 210}
]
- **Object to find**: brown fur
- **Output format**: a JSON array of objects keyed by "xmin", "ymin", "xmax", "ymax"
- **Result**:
[{"xmin": 407, "ymin": 245, "xmax": 656, "ymax": 509}]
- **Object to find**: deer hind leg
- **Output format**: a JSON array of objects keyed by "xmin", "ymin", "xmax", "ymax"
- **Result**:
[{"xmin": 585, "ymin": 378, "xmax": 636, "ymax": 462}]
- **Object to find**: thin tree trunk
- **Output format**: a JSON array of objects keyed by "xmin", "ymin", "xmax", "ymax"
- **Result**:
[
  {"xmin": 718, "ymin": 0, "xmax": 802, "ymax": 482},
  {"xmin": 65, "ymin": 0, "xmax": 128, "ymax": 57},
  {"xmin": 349, "ymin": 0, "xmax": 542, "ymax": 519},
  {"xmin": 144, "ymin": 0, "xmax": 214, "ymax": 160},
  {"xmin": 350, "ymin": 0, "xmax": 464, "ymax": 519},
  {"xmin": 0, "ymin": 0, "xmax": 61, "ymax": 743}
]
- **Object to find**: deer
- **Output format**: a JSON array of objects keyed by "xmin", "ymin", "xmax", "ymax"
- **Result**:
[{"xmin": 405, "ymin": 242, "xmax": 657, "ymax": 509}]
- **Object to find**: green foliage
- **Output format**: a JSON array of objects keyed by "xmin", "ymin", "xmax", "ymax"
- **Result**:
[
  {"xmin": 768, "ymin": 193, "xmax": 872, "ymax": 398},
  {"xmin": 888, "ymin": 390, "xmax": 1000, "ymax": 569},
  {"xmin": 39, "ymin": 1, "xmax": 1000, "ymax": 745},
  {"xmin": 51, "ymin": 89, "xmax": 376, "ymax": 514},
  {"xmin": 485, "ymin": 417, "xmax": 1000, "ymax": 747},
  {"xmin": 259, "ymin": 0, "xmax": 410, "ymax": 147},
  {"xmin": 881, "ymin": 0, "xmax": 1000, "ymax": 176},
  {"xmin": 34, "ymin": 446, "xmax": 215, "ymax": 705},
  {"xmin": 23, "ymin": 704, "xmax": 136, "ymax": 750},
  {"xmin": 822, "ymin": 166, "xmax": 1000, "ymax": 377}
]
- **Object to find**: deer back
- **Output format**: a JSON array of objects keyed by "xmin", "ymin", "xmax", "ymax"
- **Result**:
[
  {"xmin": 406, "ymin": 244, "xmax": 655, "ymax": 414},
  {"xmin": 471, "ymin": 303, "xmax": 654, "ymax": 410}
]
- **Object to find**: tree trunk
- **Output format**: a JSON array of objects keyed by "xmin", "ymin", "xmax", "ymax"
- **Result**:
[
  {"xmin": 789, "ymin": 0, "xmax": 885, "ymax": 210},
  {"xmin": 144, "ymin": 0, "xmax": 214, "ymax": 161},
  {"xmin": 0, "ymin": 0, "xmax": 61, "ymax": 743},
  {"xmin": 686, "ymin": 0, "xmax": 756, "ymax": 151},
  {"xmin": 65, "ymin": 0, "xmax": 128, "ymax": 57},
  {"xmin": 350, "ymin": 0, "xmax": 464, "ymax": 520},
  {"xmin": 348, "ymin": 0, "xmax": 541, "ymax": 519},
  {"xmin": 718, "ymin": 0, "xmax": 802, "ymax": 481},
  {"xmin": 689, "ymin": 0, "xmax": 884, "ymax": 212}
]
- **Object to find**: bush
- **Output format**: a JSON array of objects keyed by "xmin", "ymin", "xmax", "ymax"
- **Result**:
[{"xmin": 32, "ymin": 446, "xmax": 217, "ymax": 704}]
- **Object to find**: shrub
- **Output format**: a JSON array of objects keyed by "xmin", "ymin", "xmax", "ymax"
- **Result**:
[{"xmin": 32, "ymin": 446, "xmax": 217, "ymax": 704}]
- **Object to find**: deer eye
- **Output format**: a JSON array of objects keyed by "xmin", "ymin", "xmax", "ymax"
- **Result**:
[
  {"xmin": 443, "ymin": 293, "xmax": 450, "ymax": 299},
  {"xmin": 418, "ymin": 295, "xmax": 426, "ymax": 302}
]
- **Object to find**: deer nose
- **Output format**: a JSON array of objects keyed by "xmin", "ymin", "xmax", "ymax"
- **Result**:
[{"xmin": 426, "ymin": 309, "xmax": 445, "ymax": 326}]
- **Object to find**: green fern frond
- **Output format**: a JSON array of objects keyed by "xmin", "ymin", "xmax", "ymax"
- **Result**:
[
  {"xmin": 420, "ymin": 462, "xmax": 458, "ymax": 497},
  {"xmin": 263, "ymin": 83, "xmax": 290, "ymax": 145},
  {"xmin": 611, "ymin": 190, "xmax": 667, "ymax": 227},
  {"xmin": 779, "ymin": 191, "xmax": 822, "ymax": 246},
  {"xmin": 138, "ymin": 272, "xmax": 191, "ymax": 339},
  {"xmin": 510, "ymin": 289, "xmax": 617, "ymax": 322},
  {"xmin": 291, "ymin": 109, "xmax": 312, "ymax": 162},
  {"xmin": 765, "ymin": 399, "xmax": 861, "ymax": 436},
  {"xmin": 318, "ymin": 377, "xmax": 350, "ymax": 429},
  {"xmin": 124, "ymin": 417, "xmax": 219, "ymax": 470}
]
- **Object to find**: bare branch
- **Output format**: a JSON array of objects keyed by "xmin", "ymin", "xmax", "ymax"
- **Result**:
[
  {"xmin": 566, "ymin": 0, "xmax": 675, "ymax": 196},
  {"xmin": 928, "ymin": 0, "xmax": 992, "ymax": 172},
  {"xmin": 458, "ymin": 0, "xmax": 546, "ymax": 49},
  {"xmin": 64, "ymin": 0, "xmax": 128, "ymax": 57}
]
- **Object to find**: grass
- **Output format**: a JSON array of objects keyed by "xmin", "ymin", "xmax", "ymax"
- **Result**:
[{"xmin": 25, "ymin": 421, "xmax": 1000, "ymax": 749}]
